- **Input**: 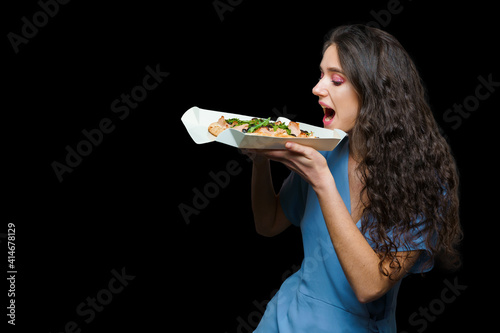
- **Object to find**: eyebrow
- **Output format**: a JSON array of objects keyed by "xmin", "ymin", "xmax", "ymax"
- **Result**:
[{"xmin": 319, "ymin": 65, "xmax": 345, "ymax": 75}]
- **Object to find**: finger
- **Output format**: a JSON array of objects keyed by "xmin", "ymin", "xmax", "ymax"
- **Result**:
[
  {"xmin": 285, "ymin": 142, "xmax": 313, "ymax": 159},
  {"xmin": 259, "ymin": 149, "xmax": 288, "ymax": 161}
]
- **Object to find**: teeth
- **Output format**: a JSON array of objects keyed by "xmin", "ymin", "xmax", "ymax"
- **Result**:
[{"xmin": 322, "ymin": 106, "xmax": 333, "ymax": 114}]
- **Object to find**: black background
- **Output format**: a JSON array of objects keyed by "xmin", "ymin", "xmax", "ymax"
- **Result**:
[{"xmin": 3, "ymin": 0, "xmax": 498, "ymax": 332}]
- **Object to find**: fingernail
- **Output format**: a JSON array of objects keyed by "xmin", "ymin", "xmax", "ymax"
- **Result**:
[{"xmin": 285, "ymin": 142, "xmax": 292, "ymax": 149}]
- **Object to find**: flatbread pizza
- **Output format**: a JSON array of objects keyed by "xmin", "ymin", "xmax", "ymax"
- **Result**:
[{"xmin": 208, "ymin": 116, "xmax": 315, "ymax": 138}]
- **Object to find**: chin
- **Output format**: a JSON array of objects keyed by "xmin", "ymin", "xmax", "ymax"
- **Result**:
[
  {"xmin": 324, "ymin": 120, "xmax": 342, "ymax": 131},
  {"xmin": 324, "ymin": 120, "xmax": 355, "ymax": 133}
]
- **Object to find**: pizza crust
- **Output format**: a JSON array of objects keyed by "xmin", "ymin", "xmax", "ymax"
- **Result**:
[
  {"xmin": 208, "ymin": 116, "xmax": 230, "ymax": 137},
  {"xmin": 208, "ymin": 123, "xmax": 226, "ymax": 137}
]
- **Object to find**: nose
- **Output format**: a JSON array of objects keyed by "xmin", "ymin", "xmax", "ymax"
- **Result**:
[{"xmin": 312, "ymin": 79, "xmax": 328, "ymax": 97}]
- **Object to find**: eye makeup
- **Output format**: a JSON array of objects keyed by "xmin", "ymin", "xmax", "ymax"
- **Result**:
[
  {"xmin": 318, "ymin": 72, "xmax": 345, "ymax": 86},
  {"xmin": 331, "ymin": 74, "xmax": 345, "ymax": 86}
]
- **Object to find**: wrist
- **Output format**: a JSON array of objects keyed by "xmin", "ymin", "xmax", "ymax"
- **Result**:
[
  {"xmin": 312, "ymin": 172, "xmax": 336, "ymax": 196},
  {"xmin": 252, "ymin": 155, "xmax": 270, "ymax": 167}
]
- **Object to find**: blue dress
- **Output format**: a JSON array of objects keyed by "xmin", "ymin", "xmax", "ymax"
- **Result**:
[{"xmin": 254, "ymin": 137, "xmax": 432, "ymax": 333}]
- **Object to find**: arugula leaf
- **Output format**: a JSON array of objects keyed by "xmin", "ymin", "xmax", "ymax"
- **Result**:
[
  {"xmin": 225, "ymin": 118, "xmax": 248, "ymax": 126},
  {"xmin": 273, "ymin": 122, "xmax": 291, "ymax": 135},
  {"xmin": 225, "ymin": 117, "xmax": 293, "ymax": 135},
  {"xmin": 247, "ymin": 117, "xmax": 270, "ymax": 133}
]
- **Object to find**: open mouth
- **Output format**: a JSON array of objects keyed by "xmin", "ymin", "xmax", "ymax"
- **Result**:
[{"xmin": 322, "ymin": 106, "xmax": 336, "ymax": 125}]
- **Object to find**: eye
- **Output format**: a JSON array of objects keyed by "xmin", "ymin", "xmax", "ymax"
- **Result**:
[
  {"xmin": 318, "ymin": 72, "xmax": 324, "ymax": 80},
  {"xmin": 331, "ymin": 74, "xmax": 345, "ymax": 86}
]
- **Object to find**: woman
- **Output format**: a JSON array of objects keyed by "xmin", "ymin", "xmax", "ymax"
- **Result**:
[{"xmin": 245, "ymin": 25, "xmax": 462, "ymax": 332}]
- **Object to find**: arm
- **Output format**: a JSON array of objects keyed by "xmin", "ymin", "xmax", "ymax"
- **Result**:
[
  {"xmin": 249, "ymin": 154, "xmax": 291, "ymax": 237},
  {"xmin": 314, "ymin": 174, "xmax": 421, "ymax": 303},
  {"xmin": 260, "ymin": 142, "xmax": 420, "ymax": 302}
]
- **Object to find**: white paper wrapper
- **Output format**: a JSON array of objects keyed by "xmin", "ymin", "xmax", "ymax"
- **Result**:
[{"xmin": 181, "ymin": 106, "xmax": 346, "ymax": 150}]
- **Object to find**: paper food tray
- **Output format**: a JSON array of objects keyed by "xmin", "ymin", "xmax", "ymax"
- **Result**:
[{"xmin": 181, "ymin": 106, "xmax": 346, "ymax": 150}]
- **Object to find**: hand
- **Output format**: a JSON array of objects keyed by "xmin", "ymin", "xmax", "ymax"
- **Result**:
[{"xmin": 247, "ymin": 142, "xmax": 333, "ymax": 190}]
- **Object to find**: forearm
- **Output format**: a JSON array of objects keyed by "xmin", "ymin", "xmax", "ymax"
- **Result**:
[
  {"xmin": 313, "ymin": 177, "xmax": 394, "ymax": 303},
  {"xmin": 251, "ymin": 158, "xmax": 279, "ymax": 234},
  {"xmin": 256, "ymin": 142, "xmax": 417, "ymax": 300}
]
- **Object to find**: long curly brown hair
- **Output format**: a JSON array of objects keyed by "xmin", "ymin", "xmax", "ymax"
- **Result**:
[{"xmin": 323, "ymin": 25, "xmax": 462, "ymax": 277}]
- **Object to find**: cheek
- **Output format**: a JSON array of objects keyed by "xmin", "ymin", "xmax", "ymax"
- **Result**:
[
  {"xmin": 334, "ymin": 88, "xmax": 359, "ymax": 117},
  {"xmin": 345, "ymin": 104, "xmax": 360, "ymax": 129},
  {"xmin": 333, "ymin": 88, "xmax": 360, "ymax": 129},
  {"xmin": 346, "ymin": 96, "xmax": 360, "ymax": 120}
]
